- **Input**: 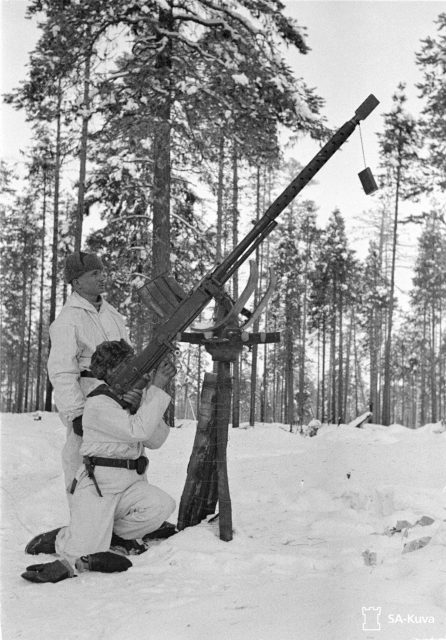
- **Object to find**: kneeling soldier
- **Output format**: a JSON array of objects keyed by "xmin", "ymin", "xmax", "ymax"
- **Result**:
[{"xmin": 22, "ymin": 340, "xmax": 176, "ymax": 583}]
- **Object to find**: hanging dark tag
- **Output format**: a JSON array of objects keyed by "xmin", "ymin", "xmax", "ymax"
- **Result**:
[{"xmin": 358, "ymin": 167, "xmax": 378, "ymax": 195}]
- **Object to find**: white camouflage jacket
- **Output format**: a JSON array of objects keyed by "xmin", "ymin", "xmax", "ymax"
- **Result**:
[
  {"xmin": 47, "ymin": 291, "xmax": 129, "ymax": 423},
  {"xmin": 80, "ymin": 384, "xmax": 171, "ymax": 461}
]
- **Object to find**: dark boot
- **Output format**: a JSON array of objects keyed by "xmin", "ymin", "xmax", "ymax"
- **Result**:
[
  {"xmin": 110, "ymin": 532, "xmax": 148, "ymax": 556},
  {"xmin": 21, "ymin": 559, "xmax": 73, "ymax": 584},
  {"xmin": 25, "ymin": 528, "xmax": 62, "ymax": 555},
  {"xmin": 143, "ymin": 521, "xmax": 177, "ymax": 541},
  {"xmin": 110, "ymin": 522, "xmax": 177, "ymax": 555}
]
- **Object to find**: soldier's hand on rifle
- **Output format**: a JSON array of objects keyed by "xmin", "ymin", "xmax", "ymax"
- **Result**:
[
  {"xmin": 122, "ymin": 388, "xmax": 143, "ymax": 413},
  {"xmin": 152, "ymin": 359, "xmax": 177, "ymax": 390}
]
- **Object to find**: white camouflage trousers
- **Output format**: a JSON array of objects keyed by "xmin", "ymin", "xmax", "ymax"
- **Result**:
[{"xmin": 55, "ymin": 466, "xmax": 175, "ymax": 568}]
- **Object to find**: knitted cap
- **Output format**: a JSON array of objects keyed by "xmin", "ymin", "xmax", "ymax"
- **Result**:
[{"xmin": 64, "ymin": 251, "xmax": 104, "ymax": 284}]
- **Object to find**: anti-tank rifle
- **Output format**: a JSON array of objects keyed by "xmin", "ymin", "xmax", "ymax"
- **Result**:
[{"xmin": 109, "ymin": 94, "xmax": 380, "ymax": 398}]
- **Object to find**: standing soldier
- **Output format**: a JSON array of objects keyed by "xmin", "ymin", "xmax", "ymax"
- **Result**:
[{"xmin": 49, "ymin": 251, "xmax": 130, "ymax": 487}]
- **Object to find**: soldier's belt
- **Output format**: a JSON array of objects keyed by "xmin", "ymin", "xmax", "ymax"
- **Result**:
[{"xmin": 84, "ymin": 455, "xmax": 148, "ymax": 475}]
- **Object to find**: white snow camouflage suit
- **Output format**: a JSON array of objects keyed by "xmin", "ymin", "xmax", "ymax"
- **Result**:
[
  {"xmin": 55, "ymin": 382, "xmax": 175, "ymax": 570},
  {"xmin": 47, "ymin": 291, "xmax": 129, "ymax": 489}
]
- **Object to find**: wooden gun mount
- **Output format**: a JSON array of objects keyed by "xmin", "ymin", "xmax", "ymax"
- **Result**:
[
  {"xmin": 177, "ymin": 290, "xmax": 280, "ymax": 539},
  {"xmin": 108, "ymin": 95, "xmax": 379, "ymax": 398},
  {"xmin": 179, "ymin": 330, "xmax": 280, "ymax": 362}
]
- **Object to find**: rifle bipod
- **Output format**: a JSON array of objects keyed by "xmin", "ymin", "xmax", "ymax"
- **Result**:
[{"xmin": 176, "ymin": 274, "xmax": 280, "ymax": 541}]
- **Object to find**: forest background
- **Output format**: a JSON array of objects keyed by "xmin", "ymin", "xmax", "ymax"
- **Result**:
[{"xmin": 1, "ymin": 0, "xmax": 446, "ymax": 430}]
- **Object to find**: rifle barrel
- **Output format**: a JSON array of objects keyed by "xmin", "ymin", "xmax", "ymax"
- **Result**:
[{"xmin": 213, "ymin": 94, "xmax": 379, "ymax": 284}]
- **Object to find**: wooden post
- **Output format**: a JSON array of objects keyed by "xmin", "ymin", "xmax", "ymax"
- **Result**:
[
  {"xmin": 177, "ymin": 373, "xmax": 218, "ymax": 531},
  {"xmin": 177, "ymin": 361, "xmax": 234, "ymax": 541},
  {"xmin": 215, "ymin": 361, "xmax": 233, "ymax": 541}
]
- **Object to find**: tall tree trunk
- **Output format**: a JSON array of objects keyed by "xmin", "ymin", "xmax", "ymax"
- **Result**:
[
  {"xmin": 270, "ymin": 329, "xmax": 278, "ymax": 423},
  {"xmin": 354, "ymin": 322, "xmax": 360, "ymax": 416},
  {"xmin": 216, "ymin": 133, "xmax": 225, "ymax": 264},
  {"xmin": 430, "ymin": 306, "xmax": 437, "ymax": 422},
  {"xmin": 231, "ymin": 142, "xmax": 240, "ymax": 428},
  {"xmin": 382, "ymin": 159, "xmax": 401, "ymax": 425},
  {"xmin": 7, "ymin": 357, "xmax": 15, "ymax": 412},
  {"xmin": 152, "ymin": 12, "xmax": 172, "ymax": 279},
  {"xmin": 16, "ymin": 206, "xmax": 30, "ymax": 412},
  {"xmin": 249, "ymin": 166, "xmax": 261, "ymax": 427},
  {"xmin": 261, "ymin": 170, "xmax": 273, "ymax": 423},
  {"xmin": 35, "ymin": 163, "xmax": 48, "ymax": 410},
  {"xmin": 330, "ymin": 290, "xmax": 337, "ymax": 423},
  {"xmin": 298, "ymin": 245, "xmax": 309, "ymax": 428},
  {"xmin": 75, "ymin": 47, "xmax": 91, "ymax": 251},
  {"xmin": 321, "ymin": 316, "xmax": 326, "ymax": 423},
  {"xmin": 412, "ymin": 371, "xmax": 418, "ymax": 428},
  {"xmin": 24, "ymin": 275, "xmax": 34, "ymax": 412},
  {"xmin": 0, "ymin": 316, "xmax": 5, "ymax": 411},
  {"xmin": 373, "ymin": 205, "xmax": 388, "ymax": 424},
  {"xmin": 343, "ymin": 309, "xmax": 354, "ymax": 419},
  {"xmin": 316, "ymin": 327, "xmax": 321, "ymax": 420},
  {"xmin": 285, "ymin": 284, "xmax": 294, "ymax": 431},
  {"xmin": 369, "ymin": 304, "xmax": 379, "ymax": 421},
  {"xmin": 400, "ymin": 344, "xmax": 405, "ymax": 424},
  {"xmin": 420, "ymin": 304, "xmax": 427, "ymax": 425},
  {"xmin": 249, "ymin": 338, "xmax": 258, "ymax": 425},
  {"xmin": 438, "ymin": 297, "xmax": 443, "ymax": 420},
  {"xmin": 45, "ymin": 79, "xmax": 63, "ymax": 412},
  {"xmin": 280, "ymin": 374, "xmax": 285, "ymax": 423},
  {"xmin": 152, "ymin": 6, "xmax": 174, "ymax": 424},
  {"xmin": 261, "ymin": 239, "xmax": 272, "ymax": 422},
  {"xmin": 337, "ymin": 293, "xmax": 344, "ymax": 422},
  {"xmin": 183, "ymin": 345, "xmax": 191, "ymax": 419}
]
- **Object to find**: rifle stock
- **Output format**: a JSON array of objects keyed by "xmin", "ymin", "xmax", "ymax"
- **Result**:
[{"xmin": 109, "ymin": 94, "xmax": 379, "ymax": 396}]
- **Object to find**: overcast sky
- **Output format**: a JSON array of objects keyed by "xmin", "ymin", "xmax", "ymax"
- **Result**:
[
  {"xmin": 1, "ymin": 0, "xmax": 444, "ymax": 293},
  {"xmin": 283, "ymin": 1, "xmax": 442, "ymax": 218}
]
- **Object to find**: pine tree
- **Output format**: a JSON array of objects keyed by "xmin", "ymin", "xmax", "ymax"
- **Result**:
[
  {"xmin": 296, "ymin": 205, "xmax": 320, "ymax": 427},
  {"xmin": 0, "ymin": 181, "xmax": 41, "ymax": 412},
  {"xmin": 410, "ymin": 213, "xmax": 446, "ymax": 422},
  {"xmin": 378, "ymin": 83, "xmax": 423, "ymax": 425},
  {"xmin": 416, "ymin": 12, "xmax": 446, "ymax": 191},
  {"xmin": 270, "ymin": 180, "xmax": 320, "ymax": 429},
  {"xmin": 310, "ymin": 210, "xmax": 358, "ymax": 423},
  {"xmin": 360, "ymin": 241, "xmax": 389, "ymax": 423},
  {"xmin": 79, "ymin": 0, "xmax": 319, "ymax": 279}
]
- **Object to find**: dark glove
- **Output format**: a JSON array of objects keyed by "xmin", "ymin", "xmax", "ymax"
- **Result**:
[
  {"xmin": 72, "ymin": 415, "xmax": 83, "ymax": 436},
  {"xmin": 21, "ymin": 560, "xmax": 73, "ymax": 584},
  {"xmin": 77, "ymin": 551, "xmax": 132, "ymax": 573}
]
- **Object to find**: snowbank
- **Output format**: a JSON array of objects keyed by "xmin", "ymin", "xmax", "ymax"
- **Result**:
[{"xmin": 1, "ymin": 413, "xmax": 445, "ymax": 640}]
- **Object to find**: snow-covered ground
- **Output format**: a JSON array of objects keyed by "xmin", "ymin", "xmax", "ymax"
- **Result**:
[{"xmin": 1, "ymin": 412, "xmax": 445, "ymax": 640}]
